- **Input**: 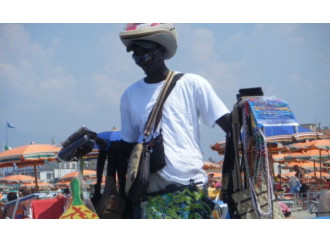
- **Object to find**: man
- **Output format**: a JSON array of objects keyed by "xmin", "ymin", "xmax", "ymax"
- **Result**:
[
  {"xmin": 293, "ymin": 165, "xmax": 308, "ymax": 193},
  {"xmin": 119, "ymin": 23, "xmax": 230, "ymax": 218}
]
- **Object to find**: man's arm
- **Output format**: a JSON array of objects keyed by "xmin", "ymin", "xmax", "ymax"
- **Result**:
[{"xmin": 215, "ymin": 113, "xmax": 231, "ymax": 134}]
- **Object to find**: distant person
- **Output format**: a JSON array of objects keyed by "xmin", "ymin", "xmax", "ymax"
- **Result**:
[
  {"xmin": 6, "ymin": 192, "xmax": 17, "ymax": 201},
  {"xmin": 20, "ymin": 188, "xmax": 31, "ymax": 197},
  {"xmin": 293, "ymin": 165, "xmax": 308, "ymax": 193},
  {"xmin": 0, "ymin": 191, "xmax": 4, "ymax": 218},
  {"xmin": 0, "ymin": 202, "xmax": 4, "ymax": 218},
  {"xmin": 288, "ymin": 176, "xmax": 301, "ymax": 194},
  {"xmin": 63, "ymin": 186, "xmax": 70, "ymax": 197},
  {"xmin": 207, "ymin": 173, "xmax": 215, "ymax": 187},
  {"xmin": 0, "ymin": 192, "xmax": 18, "ymax": 219}
]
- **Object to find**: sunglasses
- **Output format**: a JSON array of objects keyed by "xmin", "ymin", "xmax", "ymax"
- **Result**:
[{"xmin": 132, "ymin": 48, "xmax": 160, "ymax": 64}]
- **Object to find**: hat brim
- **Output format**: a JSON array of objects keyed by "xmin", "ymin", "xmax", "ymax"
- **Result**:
[
  {"xmin": 126, "ymin": 40, "xmax": 159, "ymax": 52},
  {"xmin": 120, "ymin": 30, "xmax": 177, "ymax": 60}
]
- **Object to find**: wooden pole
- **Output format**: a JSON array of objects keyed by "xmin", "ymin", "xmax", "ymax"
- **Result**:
[
  {"xmin": 279, "ymin": 164, "xmax": 282, "ymax": 187},
  {"xmin": 313, "ymin": 159, "xmax": 316, "ymax": 185},
  {"xmin": 319, "ymin": 149, "xmax": 322, "ymax": 186},
  {"xmin": 33, "ymin": 164, "xmax": 39, "ymax": 192}
]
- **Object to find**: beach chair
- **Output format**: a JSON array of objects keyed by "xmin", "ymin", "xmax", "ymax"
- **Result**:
[
  {"xmin": 212, "ymin": 200, "xmax": 229, "ymax": 219},
  {"xmin": 279, "ymin": 193, "xmax": 300, "ymax": 212},
  {"xmin": 306, "ymin": 190, "xmax": 327, "ymax": 214}
]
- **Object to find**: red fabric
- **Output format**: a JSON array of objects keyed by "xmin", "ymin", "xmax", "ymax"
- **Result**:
[
  {"xmin": 275, "ymin": 183, "xmax": 282, "ymax": 190},
  {"xmin": 31, "ymin": 197, "xmax": 66, "ymax": 219}
]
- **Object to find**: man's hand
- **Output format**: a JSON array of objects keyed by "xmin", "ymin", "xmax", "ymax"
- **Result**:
[{"xmin": 95, "ymin": 137, "xmax": 108, "ymax": 150}]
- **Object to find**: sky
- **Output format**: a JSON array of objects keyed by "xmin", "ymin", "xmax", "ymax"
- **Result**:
[{"xmin": 1, "ymin": 23, "xmax": 330, "ymax": 161}]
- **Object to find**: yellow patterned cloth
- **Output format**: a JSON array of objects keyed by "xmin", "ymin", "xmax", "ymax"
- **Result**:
[{"xmin": 208, "ymin": 187, "xmax": 221, "ymax": 198}]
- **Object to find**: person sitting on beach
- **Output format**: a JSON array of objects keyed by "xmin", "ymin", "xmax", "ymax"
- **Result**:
[{"xmin": 0, "ymin": 192, "xmax": 18, "ymax": 219}]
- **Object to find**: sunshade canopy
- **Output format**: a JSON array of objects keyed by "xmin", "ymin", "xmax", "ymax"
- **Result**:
[
  {"xmin": 0, "ymin": 174, "xmax": 38, "ymax": 183},
  {"xmin": 0, "ymin": 144, "xmax": 60, "ymax": 168},
  {"xmin": 58, "ymin": 170, "xmax": 96, "ymax": 181}
]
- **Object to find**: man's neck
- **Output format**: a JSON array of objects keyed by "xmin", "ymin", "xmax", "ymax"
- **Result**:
[{"xmin": 145, "ymin": 67, "xmax": 169, "ymax": 84}]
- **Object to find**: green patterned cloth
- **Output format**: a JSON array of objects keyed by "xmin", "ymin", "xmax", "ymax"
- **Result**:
[{"xmin": 143, "ymin": 187, "xmax": 214, "ymax": 219}]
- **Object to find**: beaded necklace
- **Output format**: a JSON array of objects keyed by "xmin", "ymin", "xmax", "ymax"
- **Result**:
[{"xmin": 242, "ymin": 102, "xmax": 274, "ymax": 218}]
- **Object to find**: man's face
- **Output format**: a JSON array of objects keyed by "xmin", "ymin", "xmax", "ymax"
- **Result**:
[{"xmin": 131, "ymin": 45, "xmax": 163, "ymax": 74}]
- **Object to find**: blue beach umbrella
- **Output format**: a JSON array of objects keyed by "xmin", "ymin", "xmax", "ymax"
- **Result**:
[
  {"xmin": 86, "ymin": 130, "xmax": 121, "ymax": 159},
  {"xmin": 97, "ymin": 130, "xmax": 121, "ymax": 143},
  {"xmin": 264, "ymin": 126, "xmax": 312, "ymax": 137},
  {"xmin": 94, "ymin": 129, "xmax": 121, "ymax": 149}
]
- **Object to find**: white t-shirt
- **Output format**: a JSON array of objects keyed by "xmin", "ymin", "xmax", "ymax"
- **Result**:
[{"xmin": 120, "ymin": 72, "xmax": 229, "ymax": 185}]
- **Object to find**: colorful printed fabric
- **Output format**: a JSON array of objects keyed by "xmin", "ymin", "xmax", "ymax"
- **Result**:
[
  {"xmin": 124, "ymin": 23, "xmax": 162, "ymax": 31},
  {"xmin": 144, "ymin": 187, "xmax": 214, "ymax": 219},
  {"xmin": 276, "ymin": 201, "xmax": 291, "ymax": 217}
]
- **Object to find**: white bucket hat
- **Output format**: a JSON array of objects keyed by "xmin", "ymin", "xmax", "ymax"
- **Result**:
[{"xmin": 119, "ymin": 23, "xmax": 178, "ymax": 60}]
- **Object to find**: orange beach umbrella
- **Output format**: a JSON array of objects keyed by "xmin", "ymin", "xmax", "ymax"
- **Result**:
[
  {"xmin": 21, "ymin": 182, "xmax": 53, "ymax": 189},
  {"xmin": 287, "ymin": 139, "xmax": 330, "ymax": 151},
  {"xmin": 305, "ymin": 171, "xmax": 330, "ymax": 180},
  {"xmin": 281, "ymin": 160, "xmax": 317, "ymax": 170},
  {"xmin": 0, "ymin": 174, "xmax": 37, "ymax": 183},
  {"xmin": 280, "ymin": 171, "xmax": 296, "ymax": 178},
  {"xmin": 284, "ymin": 149, "xmax": 329, "ymax": 160},
  {"xmin": 0, "ymin": 144, "xmax": 60, "ymax": 168},
  {"xmin": 203, "ymin": 161, "xmax": 221, "ymax": 170},
  {"xmin": 0, "ymin": 144, "xmax": 60, "ymax": 191},
  {"xmin": 58, "ymin": 170, "xmax": 97, "ymax": 181}
]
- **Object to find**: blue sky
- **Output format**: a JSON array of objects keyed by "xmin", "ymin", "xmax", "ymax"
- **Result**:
[{"xmin": 1, "ymin": 23, "xmax": 330, "ymax": 160}]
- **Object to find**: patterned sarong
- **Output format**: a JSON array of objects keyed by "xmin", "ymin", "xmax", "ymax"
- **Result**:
[{"xmin": 143, "ymin": 186, "xmax": 214, "ymax": 219}]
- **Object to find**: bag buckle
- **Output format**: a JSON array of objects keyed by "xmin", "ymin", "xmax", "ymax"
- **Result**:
[{"xmin": 189, "ymin": 179, "xmax": 195, "ymax": 189}]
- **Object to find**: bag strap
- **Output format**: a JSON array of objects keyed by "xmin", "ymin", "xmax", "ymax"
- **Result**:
[
  {"xmin": 231, "ymin": 103, "xmax": 242, "ymax": 192},
  {"xmin": 143, "ymin": 71, "xmax": 184, "ymax": 138},
  {"xmin": 153, "ymin": 73, "xmax": 184, "ymax": 134}
]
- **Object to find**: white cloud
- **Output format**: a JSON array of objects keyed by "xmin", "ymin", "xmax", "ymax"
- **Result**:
[
  {"xmin": 191, "ymin": 28, "xmax": 217, "ymax": 62},
  {"xmin": 0, "ymin": 24, "xmax": 83, "ymax": 137},
  {"xmin": 0, "ymin": 24, "xmax": 76, "ymax": 96}
]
